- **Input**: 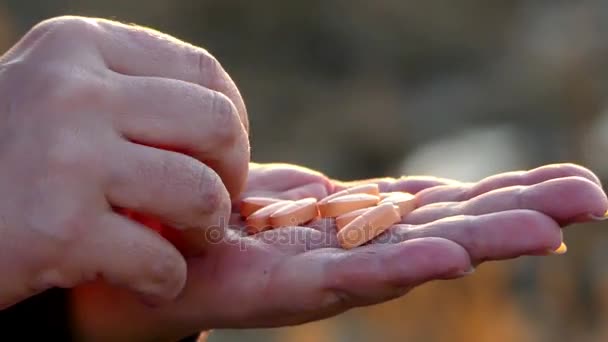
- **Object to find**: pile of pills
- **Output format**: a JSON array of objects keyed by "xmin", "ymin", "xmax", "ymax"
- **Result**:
[{"xmin": 240, "ymin": 184, "xmax": 416, "ymax": 249}]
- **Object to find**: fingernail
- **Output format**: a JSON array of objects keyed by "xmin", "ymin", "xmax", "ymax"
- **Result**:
[
  {"xmin": 549, "ymin": 242, "xmax": 568, "ymax": 255},
  {"xmin": 588, "ymin": 210, "xmax": 608, "ymax": 221}
]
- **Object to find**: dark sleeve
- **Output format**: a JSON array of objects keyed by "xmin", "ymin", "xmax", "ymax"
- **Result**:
[
  {"xmin": 0, "ymin": 288, "xmax": 204, "ymax": 342},
  {"xmin": 0, "ymin": 287, "xmax": 73, "ymax": 341},
  {"xmin": 178, "ymin": 334, "xmax": 202, "ymax": 342}
]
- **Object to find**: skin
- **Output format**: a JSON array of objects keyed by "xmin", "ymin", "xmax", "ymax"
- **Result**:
[
  {"xmin": 1, "ymin": 16, "xmax": 606, "ymax": 342},
  {"xmin": 0, "ymin": 16, "xmax": 249, "ymax": 309},
  {"xmin": 72, "ymin": 163, "xmax": 607, "ymax": 341}
]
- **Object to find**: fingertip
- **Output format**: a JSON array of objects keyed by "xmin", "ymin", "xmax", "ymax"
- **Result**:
[
  {"xmin": 545, "ymin": 163, "xmax": 603, "ymax": 188},
  {"xmin": 94, "ymin": 214, "xmax": 189, "ymax": 304},
  {"xmin": 567, "ymin": 177, "xmax": 608, "ymax": 217},
  {"xmin": 531, "ymin": 176, "xmax": 608, "ymax": 219},
  {"xmin": 134, "ymin": 250, "xmax": 188, "ymax": 305},
  {"xmin": 475, "ymin": 210, "xmax": 563, "ymax": 257},
  {"xmin": 590, "ymin": 186, "xmax": 608, "ymax": 217}
]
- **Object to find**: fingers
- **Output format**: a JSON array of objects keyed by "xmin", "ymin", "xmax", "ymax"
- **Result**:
[
  {"xmin": 405, "ymin": 177, "xmax": 607, "ymax": 225},
  {"xmin": 388, "ymin": 176, "xmax": 461, "ymax": 193},
  {"xmin": 380, "ymin": 210, "xmax": 563, "ymax": 263},
  {"xmin": 69, "ymin": 213, "xmax": 187, "ymax": 302},
  {"xmin": 262, "ymin": 238, "xmax": 471, "ymax": 325},
  {"xmin": 105, "ymin": 142, "xmax": 231, "ymax": 234},
  {"xmin": 332, "ymin": 175, "xmax": 460, "ymax": 194},
  {"xmin": 109, "ymin": 74, "xmax": 249, "ymax": 197},
  {"xmin": 240, "ymin": 183, "xmax": 330, "ymax": 202},
  {"xmin": 244, "ymin": 163, "xmax": 333, "ymax": 194},
  {"xmin": 92, "ymin": 19, "xmax": 248, "ymax": 130},
  {"xmin": 417, "ymin": 163, "xmax": 602, "ymax": 206},
  {"xmin": 278, "ymin": 183, "xmax": 331, "ymax": 201},
  {"xmin": 235, "ymin": 163, "xmax": 333, "ymax": 214},
  {"xmin": 321, "ymin": 238, "xmax": 471, "ymax": 303}
]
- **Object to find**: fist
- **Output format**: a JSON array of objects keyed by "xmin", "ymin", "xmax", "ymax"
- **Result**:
[{"xmin": 0, "ymin": 16, "xmax": 249, "ymax": 308}]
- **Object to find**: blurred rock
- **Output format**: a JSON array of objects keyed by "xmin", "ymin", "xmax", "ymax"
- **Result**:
[{"xmin": 399, "ymin": 124, "xmax": 531, "ymax": 182}]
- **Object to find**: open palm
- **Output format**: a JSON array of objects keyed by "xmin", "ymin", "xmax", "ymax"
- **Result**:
[{"xmin": 73, "ymin": 163, "xmax": 608, "ymax": 341}]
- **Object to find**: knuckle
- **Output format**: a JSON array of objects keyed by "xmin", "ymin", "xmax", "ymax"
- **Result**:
[
  {"xmin": 1, "ymin": 59, "xmax": 107, "ymax": 114},
  {"xmin": 516, "ymin": 209, "xmax": 552, "ymax": 230},
  {"xmin": 195, "ymin": 168, "xmax": 230, "ymax": 216},
  {"xmin": 33, "ymin": 16, "xmax": 100, "ymax": 42},
  {"xmin": 209, "ymin": 91, "xmax": 241, "ymax": 146},
  {"xmin": 196, "ymin": 50, "xmax": 223, "ymax": 83},
  {"xmin": 28, "ymin": 205, "xmax": 88, "ymax": 247},
  {"xmin": 46, "ymin": 136, "xmax": 96, "ymax": 175},
  {"xmin": 52, "ymin": 210, "xmax": 89, "ymax": 244},
  {"xmin": 154, "ymin": 155, "xmax": 230, "ymax": 220},
  {"xmin": 40, "ymin": 67, "xmax": 106, "ymax": 111},
  {"xmin": 2, "ymin": 29, "xmax": 107, "ymax": 113},
  {"xmin": 194, "ymin": 51, "xmax": 248, "ymax": 132},
  {"xmin": 456, "ymin": 215, "xmax": 479, "ymax": 251}
]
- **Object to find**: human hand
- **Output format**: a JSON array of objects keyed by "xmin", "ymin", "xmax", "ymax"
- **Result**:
[
  {"xmin": 0, "ymin": 16, "xmax": 249, "ymax": 309},
  {"xmin": 70, "ymin": 163, "xmax": 607, "ymax": 341}
]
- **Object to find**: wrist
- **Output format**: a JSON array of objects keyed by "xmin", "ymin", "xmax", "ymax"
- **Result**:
[{"xmin": 70, "ymin": 282, "xmax": 209, "ymax": 342}]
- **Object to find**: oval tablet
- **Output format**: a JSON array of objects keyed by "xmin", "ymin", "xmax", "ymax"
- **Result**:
[
  {"xmin": 335, "ymin": 207, "xmax": 370, "ymax": 230},
  {"xmin": 320, "ymin": 193, "xmax": 379, "ymax": 218},
  {"xmin": 270, "ymin": 198, "xmax": 319, "ymax": 228},
  {"xmin": 337, "ymin": 202, "xmax": 401, "ymax": 249},
  {"xmin": 551, "ymin": 242, "xmax": 568, "ymax": 255},
  {"xmin": 245, "ymin": 200, "xmax": 293, "ymax": 234},
  {"xmin": 240, "ymin": 197, "xmax": 283, "ymax": 217},
  {"xmin": 379, "ymin": 192, "xmax": 416, "ymax": 216},
  {"xmin": 319, "ymin": 184, "xmax": 380, "ymax": 205},
  {"xmin": 379, "ymin": 192, "xmax": 407, "ymax": 200}
]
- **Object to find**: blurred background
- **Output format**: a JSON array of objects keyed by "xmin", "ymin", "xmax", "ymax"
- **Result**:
[{"xmin": 2, "ymin": 0, "xmax": 608, "ymax": 341}]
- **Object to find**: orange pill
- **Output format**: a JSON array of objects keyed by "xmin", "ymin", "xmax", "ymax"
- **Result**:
[
  {"xmin": 379, "ymin": 192, "xmax": 407, "ymax": 200},
  {"xmin": 240, "ymin": 197, "xmax": 283, "ymax": 217},
  {"xmin": 320, "ymin": 193, "xmax": 379, "ymax": 218},
  {"xmin": 269, "ymin": 198, "xmax": 319, "ymax": 228},
  {"xmin": 245, "ymin": 200, "xmax": 293, "ymax": 234},
  {"xmin": 335, "ymin": 207, "xmax": 370, "ymax": 230},
  {"xmin": 551, "ymin": 242, "xmax": 568, "ymax": 255},
  {"xmin": 318, "ymin": 184, "xmax": 379, "ymax": 217},
  {"xmin": 379, "ymin": 192, "xmax": 416, "ymax": 216},
  {"xmin": 319, "ymin": 184, "xmax": 380, "ymax": 205},
  {"xmin": 337, "ymin": 202, "xmax": 401, "ymax": 249},
  {"xmin": 336, "ymin": 205, "xmax": 401, "ymax": 231}
]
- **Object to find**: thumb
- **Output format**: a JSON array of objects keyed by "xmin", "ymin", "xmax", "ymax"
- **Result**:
[{"xmin": 63, "ymin": 213, "xmax": 187, "ymax": 305}]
